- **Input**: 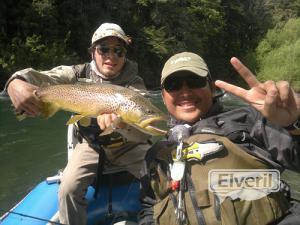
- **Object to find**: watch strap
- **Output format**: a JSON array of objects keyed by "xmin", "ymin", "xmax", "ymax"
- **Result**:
[{"xmin": 284, "ymin": 118, "xmax": 300, "ymax": 131}]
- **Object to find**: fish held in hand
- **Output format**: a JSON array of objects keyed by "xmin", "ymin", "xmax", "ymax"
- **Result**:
[{"xmin": 20, "ymin": 83, "xmax": 167, "ymax": 136}]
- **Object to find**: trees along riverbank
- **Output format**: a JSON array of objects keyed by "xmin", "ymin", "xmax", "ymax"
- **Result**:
[{"xmin": 0, "ymin": 0, "xmax": 299, "ymax": 90}]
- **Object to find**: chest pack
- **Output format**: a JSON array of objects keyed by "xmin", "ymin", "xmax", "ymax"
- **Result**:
[
  {"xmin": 147, "ymin": 133, "xmax": 290, "ymax": 225},
  {"xmin": 71, "ymin": 62, "xmax": 142, "ymax": 150}
]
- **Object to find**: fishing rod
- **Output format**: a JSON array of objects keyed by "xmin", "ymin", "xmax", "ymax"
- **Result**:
[{"xmin": 0, "ymin": 208, "xmax": 67, "ymax": 225}]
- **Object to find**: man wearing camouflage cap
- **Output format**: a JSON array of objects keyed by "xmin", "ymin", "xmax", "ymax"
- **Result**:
[{"xmin": 5, "ymin": 23, "xmax": 151, "ymax": 225}]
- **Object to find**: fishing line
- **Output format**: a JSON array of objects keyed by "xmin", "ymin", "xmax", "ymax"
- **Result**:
[
  {"xmin": 110, "ymin": 175, "xmax": 139, "ymax": 224},
  {"xmin": 0, "ymin": 208, "xmax": 67, "ymax": 225}
]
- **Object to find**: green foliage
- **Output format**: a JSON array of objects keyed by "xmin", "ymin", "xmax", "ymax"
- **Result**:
[
  {"xmin": 256, "ymin": 18, "xmax": 300, "ymax": 91},
  {"xmin": 143, "ymin": 26, "xmax": 176, "ymax": 57},
  {"xmin": 131, "ymin": 0, "xmax": 229, "ymax": 86},
  {"xmin": 0, "ymin": 0, "xmax": 299, "ymax": 90},
  {"xmin": 0, "ymin": 33, "xmax": 79, "ymax": 72},
  {"xmin": 239, "ymin": 0, "xmax": 300, "ymax": 87}
]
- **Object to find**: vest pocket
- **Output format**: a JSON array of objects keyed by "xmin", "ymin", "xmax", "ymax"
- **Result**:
[
  {"xmin": 153, "ymin": 196, "xmax": 179, "ymax": 225},
  {"xmin": 220, "ymin": 192, "xmax": 290, "ymax": 225},
  {"xmin": 195, "ymin": 189, "xmax": 211, "ymax": 207},
  {"xmin": 185, "ymin": 189, "xmax": 222, "ymax": 225}
]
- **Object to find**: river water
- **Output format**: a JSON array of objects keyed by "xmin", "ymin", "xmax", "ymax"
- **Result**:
[
  {"xmin": 0, "ymin": 93, "xmax": 299, "ymax": 215},
  {"xmin": 0, "ymin": 97, "xmax": 68, "ymax": 212}
]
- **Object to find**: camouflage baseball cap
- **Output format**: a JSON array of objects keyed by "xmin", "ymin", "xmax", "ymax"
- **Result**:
[
  {"xmin": 161, "ymin": 52, "xmax": 209, "ymax": 85},
  {"xmin": 91, "ymin": 23, "xmax": 130, "ymax": 45}
]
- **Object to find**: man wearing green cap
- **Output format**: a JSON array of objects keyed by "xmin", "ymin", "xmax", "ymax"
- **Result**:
[
  {"xmin": 5, "ymin": 23, "xmax": 151, "ymax": 225},
  {"xmin": 139, "ymin": 52, "xmax": 300, "ymax": 225}
]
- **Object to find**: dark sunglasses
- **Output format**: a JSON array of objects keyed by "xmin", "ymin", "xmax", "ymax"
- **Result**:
[
  {"xmin": 162, "ymin": 74, "xmax": 207, "ymax": 92},
  {"xmin": 95, "ymin": 45, "xmax": 126, "ymax": 57}
]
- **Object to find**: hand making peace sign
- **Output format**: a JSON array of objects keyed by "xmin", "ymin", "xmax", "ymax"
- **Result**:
[{"xmin": 215, "ymin": 57, "xmax": 300, "ymax": 127}]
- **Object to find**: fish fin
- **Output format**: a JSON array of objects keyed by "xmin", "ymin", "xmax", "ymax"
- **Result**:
[
  {"xmin": 78, "ymin": 117, "xmax": 91, "ymax": 127},
  {"xmin": 40, "ymin": 102, "xmax": 59, "ymax": 119},
  {"xmin": 15, "ymin": 111, "xmax": 27, "ymax": 121},
  {"xmin": 99, "ymin": 116, "xmax": 123, "ymax": 136},
  {"xmin": 112, "ymin": 116, "xmax": 122, "ymax": 127},
  {"xmin": 129, "ymin": 87, "xmax": 149, "ymax": 97},
  {"xmin": 100, "ymin": 126, "xmax": 114, "ymax": 136},
  {"xmin": 113, "ymin": 124, "xmax": 151, "ymax": 142},
  {"xmin": 66, "ymin": 115, "xmax": 85, "ymax": 125},
  {"xmin": 40, "ymin": 82, "xmax": 51, "ymax": 88}
]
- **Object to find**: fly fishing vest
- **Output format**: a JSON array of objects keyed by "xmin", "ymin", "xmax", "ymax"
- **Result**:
[
  {"xmin": 70, "ymin": 60, "xmax": 146, "ymax": 151},
  {"xmin": 148, "ymin": 133, "xmax": 290, "ymax": 225},
  {"xmin": 76, "ymin": 118, "xmax": 127, "ymax": 151}
]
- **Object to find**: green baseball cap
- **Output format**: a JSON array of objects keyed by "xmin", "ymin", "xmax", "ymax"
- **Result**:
[{"xmin": 161, "ymin": 52, "xmax": 209, "ymax": 85}]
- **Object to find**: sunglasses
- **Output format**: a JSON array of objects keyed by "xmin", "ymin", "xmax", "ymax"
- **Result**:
[
  {"xmin": 95, "ymin": 45, "xmax": 126, "ymax": 58},
  {"xmin": 162, "ymin": 74, "xmax": 207, "ymax": 92}
]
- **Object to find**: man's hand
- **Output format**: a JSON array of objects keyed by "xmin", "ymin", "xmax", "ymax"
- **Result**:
[
  {"xmin": 215, "ymin": 57, "xmax": 300, "ymax": 127},
  {"xmin": 97, "ymin": 113, "xmax": 126, "ymax": 131},
  {"xmin": 7, "ymin": 79, "xmax": 41, "ymax": 117}
]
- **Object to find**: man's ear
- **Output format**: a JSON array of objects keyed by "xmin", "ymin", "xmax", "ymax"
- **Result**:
[
  {"xmin": 209, "ymin": 81, "xmax": 216, "ymax": 93},
  {"xmin": 211, "ymin": 81, "xmax": 224, "ymax": 99},
  {"xmin": 161, "ymin": 91, "xmax": 166, "ymax": 105},
  {"xmin": 89, "ymin": 46, "xmax": 95, "ymax": 60}
]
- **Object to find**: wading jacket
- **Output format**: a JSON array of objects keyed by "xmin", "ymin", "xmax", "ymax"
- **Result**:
[{"xmin": 139, "ymin": 105, "xmax": 300, "ymax": 225}]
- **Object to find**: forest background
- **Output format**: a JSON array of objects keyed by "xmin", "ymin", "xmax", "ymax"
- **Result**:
[{"xmin": 0, "ymin": 0, "xmax": 299, "ymax": 91}]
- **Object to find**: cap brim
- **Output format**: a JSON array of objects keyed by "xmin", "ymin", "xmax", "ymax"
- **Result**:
[{"xmin": 94, "ymin": 35, "xmax": 129, "ymax": 45}]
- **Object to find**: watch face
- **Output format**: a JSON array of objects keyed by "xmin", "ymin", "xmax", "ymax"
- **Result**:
[
  {"xmin": 286, "ymin": 118, "xmax": 300, "ymax": 131},
  {"xmin": 294, "ymin": 119, "xmax": 300, "ymax": 129}
]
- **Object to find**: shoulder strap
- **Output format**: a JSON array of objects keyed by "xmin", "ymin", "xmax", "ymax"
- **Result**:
[
  {"xmin": 73, "ymin": 63, "xmax": 91, "ymax": 80},
  {"xmin": 186, "ymin": 170, "xmax": 207, "ymax": 225}
]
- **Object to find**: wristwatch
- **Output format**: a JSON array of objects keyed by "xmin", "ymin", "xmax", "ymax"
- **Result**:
[{"xmin": 284, "ymin": 118, "xmax": 300, "ymax": 131}]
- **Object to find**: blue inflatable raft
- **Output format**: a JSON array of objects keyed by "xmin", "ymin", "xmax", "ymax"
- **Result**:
[{"xmin": 0, "ymin": 171, "xmax": 140, "ymax": 225}]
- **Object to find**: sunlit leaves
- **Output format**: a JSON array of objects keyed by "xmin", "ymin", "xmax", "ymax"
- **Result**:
[{"xmin": 256, "ymin": 18, "xmax": 300, "ymax": 91}]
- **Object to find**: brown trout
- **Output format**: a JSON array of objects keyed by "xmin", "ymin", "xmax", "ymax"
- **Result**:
[{"xmin": 27, "ymin": 83, "xmax": 167, "ymax": 136}]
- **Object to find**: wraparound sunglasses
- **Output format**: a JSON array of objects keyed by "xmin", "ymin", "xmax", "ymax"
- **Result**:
[{"xmin": 162, "ymin": 74, "xmax": 208, "ymax": 92}]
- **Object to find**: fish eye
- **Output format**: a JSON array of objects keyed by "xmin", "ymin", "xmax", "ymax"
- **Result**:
[{"xmin": 146, "ymin": 109, "xmax": 154, "ymax": 114}]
